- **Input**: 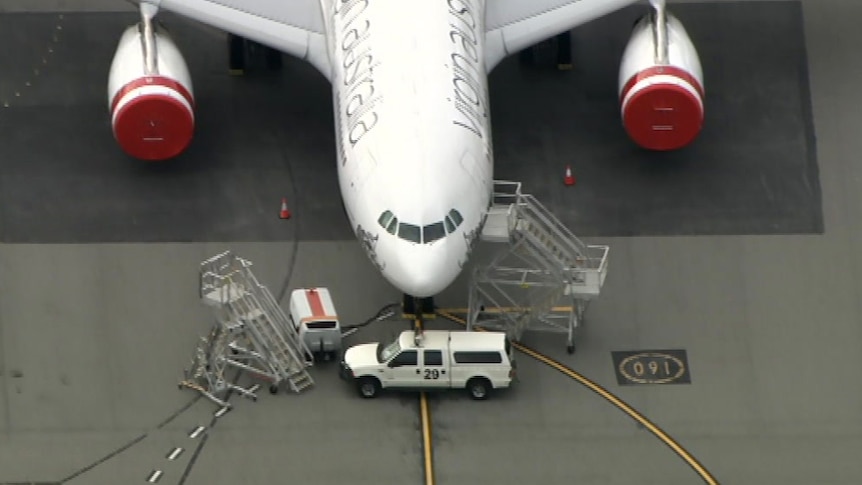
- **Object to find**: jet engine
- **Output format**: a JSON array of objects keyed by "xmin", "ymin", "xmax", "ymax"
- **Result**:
[
  {"xmin": 618, "ymin": 13, "xmax": 704, "ymax": 151},
  {"xmin": 107, "ymin": 23, "xmax": 195, "ymax": 161}
]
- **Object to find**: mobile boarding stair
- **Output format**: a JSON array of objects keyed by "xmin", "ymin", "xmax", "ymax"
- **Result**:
[
  {"xmin": 467, "ymin": 181, "xmax": 609, "ymax": 353},
  {"xmin": 179, "ymin": 251, "xmax": 314, "ymax": 409}
]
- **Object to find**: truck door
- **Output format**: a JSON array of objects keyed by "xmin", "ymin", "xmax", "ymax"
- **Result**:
[
  {"xmin": 384, "ymin": 350, "xmax": 423, "ymax": 387},
  {"xmin": 421, "ymin": 349, "xmax": 448, "ymax": 388}
]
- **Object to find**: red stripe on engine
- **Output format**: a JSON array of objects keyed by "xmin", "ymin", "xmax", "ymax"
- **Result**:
[
  {"xmin": 111, "ymin": 75, "xmax": 194, "ymax": 114},
  {"xmin": 620, "ymin": 65, "xmax": 704, "ymax": 103},
  {"xmin": 306, "ymin": 289, "xmax": 325, "ymax": 318}
]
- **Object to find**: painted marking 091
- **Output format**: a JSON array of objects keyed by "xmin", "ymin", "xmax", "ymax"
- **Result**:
[{"xmin": 611, "ymin": 350, "xmax": 691, "ymax": 385}]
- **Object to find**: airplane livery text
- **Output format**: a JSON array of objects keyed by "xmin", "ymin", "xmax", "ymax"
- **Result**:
[
  {"xmin": 336, "ymin": 0, "xmax": 382, "ymax": 148},
  {"xmin": 447, "ymin": 0, "xmax": 486, "ymax": 140}
]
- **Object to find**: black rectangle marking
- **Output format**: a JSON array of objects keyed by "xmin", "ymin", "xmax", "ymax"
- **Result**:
[{"xmin": 611, "ymin": 349, "xmax": 691, "ymax": 386}]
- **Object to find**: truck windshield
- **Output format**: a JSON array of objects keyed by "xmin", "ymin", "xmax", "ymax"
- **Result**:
[{"xmin": 378, "ymin": 338, "xmax": 401, "ymax": 362}]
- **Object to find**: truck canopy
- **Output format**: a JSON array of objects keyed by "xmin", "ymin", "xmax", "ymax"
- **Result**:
[{"xmin": 400, "ymin": 330, "xmax": 508, "ymax": 352}]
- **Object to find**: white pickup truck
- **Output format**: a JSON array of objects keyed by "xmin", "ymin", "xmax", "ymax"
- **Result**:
[{"xmin": 339, "ymin": 329, "xmax": 515, "ymax": 400}]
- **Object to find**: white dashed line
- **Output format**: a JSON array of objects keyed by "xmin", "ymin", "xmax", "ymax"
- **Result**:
[
  {"xmin": 167, "ymin": 447, "xmax": 184, "ymax": 461},
  {"xmin": 188, "ymin": 425, "xmax": 206, "ymax": 439}
]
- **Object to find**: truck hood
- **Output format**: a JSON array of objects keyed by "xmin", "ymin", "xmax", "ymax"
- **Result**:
[{"xmin": 343, "ymin": 343, "xmax": 380, "ymax": 368}]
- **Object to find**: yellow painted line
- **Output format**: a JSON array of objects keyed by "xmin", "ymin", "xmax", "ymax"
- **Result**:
[
  {"xmin": 436, "ymin": 310, "xmax": 719, "ymax": 485},
  {"xmin": 420, "ymin": 392, "xmax": 434, "ymax": 485},
  {"xmin": 437, "ymin": 306, "xmax": 573, "ymax": 314},
  {"xmin": 415, "ymin": 318, "xmax": 435, "ymax": 485}
]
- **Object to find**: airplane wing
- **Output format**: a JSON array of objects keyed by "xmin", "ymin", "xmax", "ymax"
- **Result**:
[
  {"xmin": 484, "ymin": 0, "xmax": 641, "ymax": 72},
  {"xmin": 152, "ymin": 0, "xmax": 331, "ymax": 78}
]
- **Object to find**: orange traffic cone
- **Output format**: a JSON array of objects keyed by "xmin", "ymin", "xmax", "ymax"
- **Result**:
[
  {"xmin": 564, "ymin": 165, "xmax": 576, "ymax": 186},
  {"xmin": 279, "ymin": 198, "xmax": 291, "ymax": 219}
]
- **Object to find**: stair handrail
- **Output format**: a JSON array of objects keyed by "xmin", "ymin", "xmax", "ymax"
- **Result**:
[
  {"xmin": 516, "ymin": 195, "xmax": 590, "ymax": 259},
  {"xmin": 489, "ymin": 180, "xmax": 607, "ymax": 274}
]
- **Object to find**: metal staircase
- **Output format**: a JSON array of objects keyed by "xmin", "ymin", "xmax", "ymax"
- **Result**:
[
  {"xmin": 179, "ymin": 251, "xmax": 314, "ymax": 408},
  {"xmin": 467, "ymin": 181, "xmax": 609, "ymax": 353}
]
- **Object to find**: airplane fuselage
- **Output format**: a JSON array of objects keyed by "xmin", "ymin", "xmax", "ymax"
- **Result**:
[
  {"xmin": 112, "ymin": 0, "xmax": 691, "ymax": 298},
  {"xmin": 322, "ymin": 0, "xmax": 492, "ymax": 297}
]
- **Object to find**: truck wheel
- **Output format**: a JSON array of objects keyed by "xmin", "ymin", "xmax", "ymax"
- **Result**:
[
  {"xmin": 357, "ymin": 378, "xmax": 380, "ymax": 398},
  {"xmin": 467, "ymin": 378, "xmax": 491, "ymax": 400}
]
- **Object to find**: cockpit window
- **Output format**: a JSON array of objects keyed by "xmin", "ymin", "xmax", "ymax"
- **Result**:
[
  {"xmin": 378, "ymin": 210, "xmax": 394, "ymax": 229},
  {"xmin": 448, "ymin": 209, "xmax": 464, "ymax": 226},
  {"xmin": 379, "ymin": 211, "xmax": 399, "ymax": 235},
  {"xmin": 386, "ymin": 216, "xmax": 399, "ymax": 235},
  {"xmin": 378, "ymin": 208, "xmax": 465, "ymax": 243},
  {"xmin": 398, "ymin": 222, "xmax": 421, "ymax": 243},
  {"xmin": 423, "ymin": 222, "xmax": 446, "ymax": 244},
  {"xmin": 444, "ymin": 216, "xmax": 456, "ymax": 234}
]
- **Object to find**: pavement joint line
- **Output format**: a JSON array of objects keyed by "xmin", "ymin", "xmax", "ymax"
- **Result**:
[
  {"xmin": 58, "ymin": 432, "xmax": 147, "ymax": 483},
  {"xmin": 2, "ymin": 14, "xmax": 64, "ymax": 108},
  {"xmin": 178, "ymin": 370, "xmax": 242, "ymax": 485}
]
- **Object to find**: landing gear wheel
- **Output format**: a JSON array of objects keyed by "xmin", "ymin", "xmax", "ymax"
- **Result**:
[
  {"xmin": 567, "ymin": 344, "xmax": 575, "ymax": 354},
  {"xmin": 269, "ymin": 385, "xmax": 279, "ymax": 395}
]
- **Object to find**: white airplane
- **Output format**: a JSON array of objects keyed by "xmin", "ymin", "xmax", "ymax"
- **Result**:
[{"xmin": 110, "ymin": 0, "xmax": 704, "ymax": 298}]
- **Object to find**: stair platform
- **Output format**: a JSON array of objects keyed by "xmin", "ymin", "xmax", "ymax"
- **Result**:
[
  {"xmin": 180, "ymin": 251, "xmax": 315, "ymax": 408},
  {"xmin": 469, "ymin": 181, "xmax": 609, "ymax": 353}
]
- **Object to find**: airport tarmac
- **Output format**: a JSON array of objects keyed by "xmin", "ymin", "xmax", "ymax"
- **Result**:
[{"xmin": 2, "ymin": 0, "xmax": 862, "ymax": 484}]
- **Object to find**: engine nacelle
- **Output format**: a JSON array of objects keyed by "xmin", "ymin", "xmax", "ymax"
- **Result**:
[
  {"xmin": 618, "ymin": 13, "xmax": 704, "ymax": 151},
  {"xmin": 107, "ymin": 24, "xmax": 195, "ymax": 161}
]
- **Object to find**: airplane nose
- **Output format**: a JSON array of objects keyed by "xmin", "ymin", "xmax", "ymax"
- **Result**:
[{"xmin": 385, "ymin": 244, "xmax": 462, "ymax": 298}]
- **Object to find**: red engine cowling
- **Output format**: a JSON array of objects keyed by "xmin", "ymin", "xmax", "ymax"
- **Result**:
[
  {"xmin": 618, "ymin": 13, "xmax": 704, "ymax": 151},
  {"xmin": 107, "ymin": 24, "xmax": 195, "ymax": 161}
]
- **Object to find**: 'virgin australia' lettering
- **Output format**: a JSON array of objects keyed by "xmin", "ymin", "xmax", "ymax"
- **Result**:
[
  {"xmin": 447, "ymin": 0, "xmax": 485, "ymax": 139},
  {"xmin": 336, "ymin": 0, "xmax": 382, "ymax": 149}
]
